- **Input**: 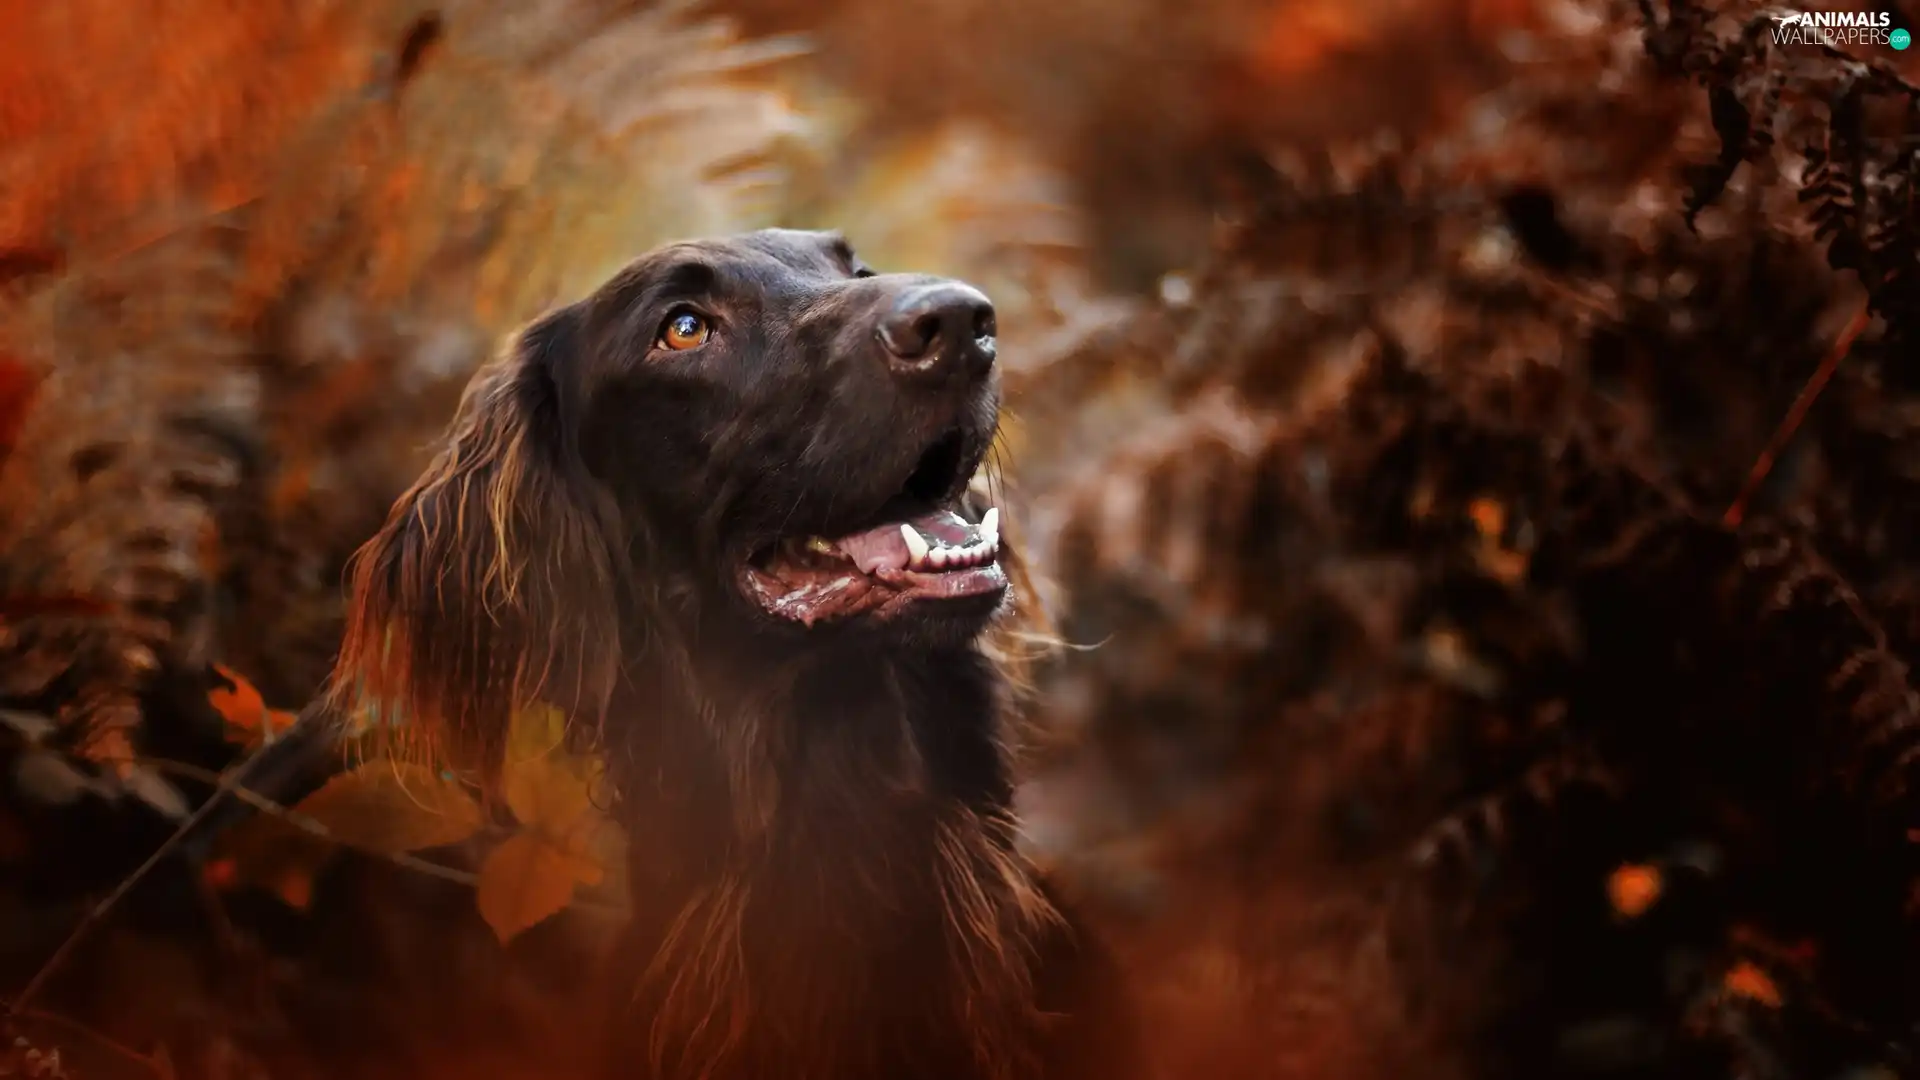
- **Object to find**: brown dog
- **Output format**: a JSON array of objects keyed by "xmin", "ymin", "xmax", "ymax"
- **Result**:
[{"xmin": 328, "ymin": 230, "xmax": 1139, "ymax": 1080}]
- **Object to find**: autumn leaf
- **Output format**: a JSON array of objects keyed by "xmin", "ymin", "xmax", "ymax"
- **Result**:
[
  {"xmin": 208, "ymin": 663, "xmax": 292, "ymax": 748},
  {"xmin": 207, "ymin": 663, "xmax": 298, "ymax": 749},
  {"xmin": 1607, "ymin": 864, "xmax": 1663, "ymax": 919},
  {"xmin": 1468, "ymin": 496, "xmax": 1530, "ymax": 585},
  {"xmin": 210, "ymin": 811, "xmax": 341, "ymax": 911},
  {"xmin": 504, "ymin": 701, "xmax": 574, "ymax": 775},
  {"xmin": 1723, "ymin": 961, "xmax": 1783, "ymax": 1008},
  {"xmin": 502, "ymin": 703, "xmax": 604, "ymax": 848},
  {"xmin": 289, "ymin": 760, "xmax": 485, "ymax": 855},
  {"xmin": 475, "ymin": 829, "xmax": 602, "ymax": 943},
  {"xmin": 465, "ymin": 703, "xmax": 628, "ymax": 941}
]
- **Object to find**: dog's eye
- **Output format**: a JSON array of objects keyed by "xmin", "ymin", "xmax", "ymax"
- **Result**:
[
  {"xmin": 657, "ymin": 309, "xmax": 713, "ymax": 351},
  {"xmin": 852, "ymin": 265, "xmax": 876, "ymax": 280}
]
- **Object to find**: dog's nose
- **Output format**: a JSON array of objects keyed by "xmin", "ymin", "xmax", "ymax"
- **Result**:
[{"xmin": 876, "ymin": 282, "xmax": 997, "ymax": 379}]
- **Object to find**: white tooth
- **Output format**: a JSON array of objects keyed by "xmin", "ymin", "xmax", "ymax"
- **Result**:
[
  {"xmin": 930, "ymin": 548, "xmax": 949, "ymax": 570},
  {"xmin": 900, "ymin": 524, "xmax": 930, "ymax": 567},
  {"xmin": 979, "ymin": 507, "xmax": 1000, "ymax": 546}
]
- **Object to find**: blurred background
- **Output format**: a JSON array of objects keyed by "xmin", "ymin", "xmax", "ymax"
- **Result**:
[{"xmin": 5, "ymin": 0, "xmax": 1920, "ymax": 1077}]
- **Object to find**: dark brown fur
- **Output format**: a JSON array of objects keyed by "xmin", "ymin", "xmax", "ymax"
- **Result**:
[{"xmin": 326, "ymin": 230, "xmax": 1136, "ymax": 1080}]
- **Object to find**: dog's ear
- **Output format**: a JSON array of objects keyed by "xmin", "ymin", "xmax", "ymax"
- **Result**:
[{"xmin": 329, "ymin": 304, "xmax": 624, "ymax": 787}]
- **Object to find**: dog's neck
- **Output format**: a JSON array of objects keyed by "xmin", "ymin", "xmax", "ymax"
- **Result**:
[{"xmin": 606, "ymin": 633, "xmax": 1058, "ymax": 1080}]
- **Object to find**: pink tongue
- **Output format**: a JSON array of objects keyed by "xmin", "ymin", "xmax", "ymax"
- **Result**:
[{"xmin": 835, "ymin": 508, "xmax": 978, "ymax": 574}]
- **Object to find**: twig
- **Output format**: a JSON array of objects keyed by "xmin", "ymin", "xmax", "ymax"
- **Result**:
[
  {"xmin": 1723, "ymin": 303, "xmax": 1872, "ymax": 527},
  {"xmin": 117, "ymin": 754, "xmax": 483, "ymax": 889},
  {"xmin": 0, "ymin": 724, "xmax": 626, "ymax": 988},
  {"xmin": 2, "ymin": 703, "xmax": 332, "ymax": 1018},
  {"xmin": 128, "ymin": 756, "xmax": 622, "ymax": 912}
]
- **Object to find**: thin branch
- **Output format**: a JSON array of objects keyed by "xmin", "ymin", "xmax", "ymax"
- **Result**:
[
  {"xmin": 114, "ymin": 754, "xmax": 482, "ymax": 888},
  {"xmin": 2, "ymin": 704, "xmax": 332, "ymax": 1017},
  {"xmin": 0, "ymin": 723, "xmax": 627, "ymax": 1007},
  {"xmin": 1723, "ymin": 303, "xmax": 1872, "ymax": 527}
]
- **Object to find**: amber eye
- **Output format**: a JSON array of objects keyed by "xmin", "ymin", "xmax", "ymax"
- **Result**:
[{"xmin": 657, "ymin": 309, "xmax": 712, "ymax": 351}]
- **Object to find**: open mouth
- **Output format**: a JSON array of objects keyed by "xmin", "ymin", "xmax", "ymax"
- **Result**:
[{"xmin": 740, "ymin": 431, "xmax": 1010, "ymax": 627}]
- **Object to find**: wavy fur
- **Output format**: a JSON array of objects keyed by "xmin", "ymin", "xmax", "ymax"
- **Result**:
[{"xmin": 325, "ymin": 231, "xmax": 1131, "ymax": 1080}]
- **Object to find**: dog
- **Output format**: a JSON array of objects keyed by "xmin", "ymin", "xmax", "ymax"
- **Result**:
[{"xmin": 327, "ymin": 229, "xmax": 1140, "ymax": 1080}]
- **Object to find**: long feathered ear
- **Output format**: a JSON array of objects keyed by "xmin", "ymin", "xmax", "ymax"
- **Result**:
[{"xmin": 328, "ymin": 304, "xmax": 625, "ymax": 785}]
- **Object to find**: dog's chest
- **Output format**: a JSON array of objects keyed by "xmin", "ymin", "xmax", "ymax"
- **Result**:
[
  {"xmin": 608, "ymin": 848, "xmax": 1044, "ymax": 1080},
  {"xmin": 599, "ymin": 780, "xmax": 1052, "ymax": 1076}
]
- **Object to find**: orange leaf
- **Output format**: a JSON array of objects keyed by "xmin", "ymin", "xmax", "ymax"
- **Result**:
[
  {"xmin": 503, "ymin": 703, "xmax": 602, "ymax": 838},
  {"xmin": 209, "ymin": 663, "xmax": 269, "ymax": 746},
  {"xmin": 1724, "ymin": 961, "xmax": 1783, "ymax": 1008},
  {"xmin": 1607, "ymin": 864, "xmax": 1663, "ymax": 919},
  {"xmin": 290, "ymin": 761, "xmax": 486, "ymax": 855},
  {"xmin": 475, "ymin": 831, "xmax": 599, "ymax": 944}
]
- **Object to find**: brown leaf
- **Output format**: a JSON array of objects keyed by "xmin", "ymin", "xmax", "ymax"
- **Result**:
[
  {"xmin": 502, "ymin": 703, "xmax": 600, "ymax": 833},
  {"xmin": 475, "ymin": 830, "xmax": 598, "ymax": 943},
  {"xmin": 289, "ymin": 760, "xmax": 485, "ymax": 855},
  {"xmin": 504, "ymin": 755, "xmax": 597, "ymax": 835}
]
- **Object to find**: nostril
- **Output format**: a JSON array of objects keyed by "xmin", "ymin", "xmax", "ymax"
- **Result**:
[
  {"xmin": 908, "ymin": 313, "xmax": 943, "ymax": 356},
  {"xmin": 971, "ymin": 305, "xmax": 996, "ymax": 343},
  {"xmin": 878, "ymin": 315, "xmax": 932, "ymax": 360}
]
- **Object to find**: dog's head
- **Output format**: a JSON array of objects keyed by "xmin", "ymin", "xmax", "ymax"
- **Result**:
[
  {"xmin": 332, "ymin": 230, "xmax": 1013, "ymax": 766},
  {"xmin": 574, "ymin": 228, "xmax": 1009, "ymax": 635}
]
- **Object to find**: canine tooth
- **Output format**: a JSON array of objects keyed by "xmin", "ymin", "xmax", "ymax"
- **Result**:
[
  {"xmin": 900, "ymin": 525, "xmax": 930, "ymax": 567},
  {"xmin": 979, "ymin": 507, "xmax": 1000, "ymax": 546}
]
